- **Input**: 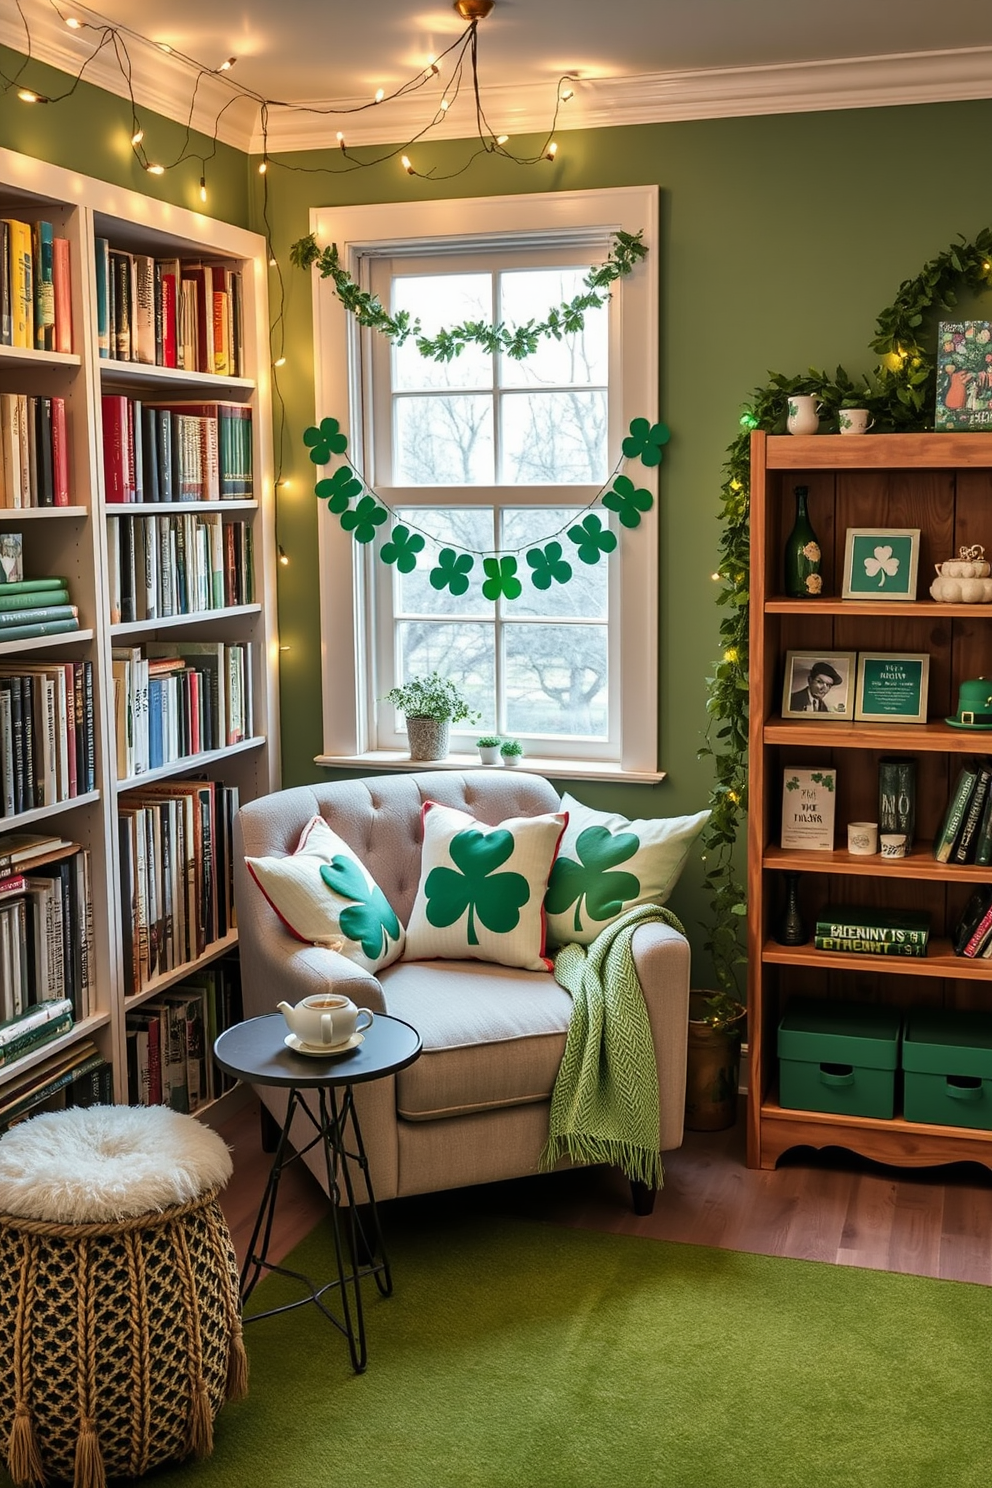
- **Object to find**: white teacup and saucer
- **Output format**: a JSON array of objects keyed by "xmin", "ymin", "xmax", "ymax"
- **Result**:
[{"xmin": 278, "ymin": 994, "xmax": 374, "ymax": 1057}]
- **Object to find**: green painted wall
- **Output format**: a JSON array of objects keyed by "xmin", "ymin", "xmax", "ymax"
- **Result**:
[{"xmin": 258, "ymin": 98, "xmax": 992, "ymax": 980}]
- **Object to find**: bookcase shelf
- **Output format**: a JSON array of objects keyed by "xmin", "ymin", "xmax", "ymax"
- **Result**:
[
  {"xmin": 0, "ymin": 145, "xmax": 279, "ymax": 1122},
  {"xmin": 748, "ymin": 429, "xmax": 992, "ymax": 1174}
]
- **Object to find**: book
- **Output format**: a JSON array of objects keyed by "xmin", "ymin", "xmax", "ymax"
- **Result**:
[
  {"xmin": 814, "ymin": 904, "xmax": 931, "ymax": 946},
  {"xmin": 974, "ymin": 784, "xmax": 992, "ymax": 868},
  {"xmin": 94, "ymin": 237, "xmax": 110, "ymax": 357},
  {"xmin": 813, "ymin": 935, "xmax": 927, "ymax": 958},
  {"xmin": 878, "ymin": 756, "xmax": 916, "ymax": 851},
  {"xmin": 0, "ymin": 996, "xmax": 73, "ymax": 1066},
  {"xmin": 936, "ymin": 322, "xmax": 992, "ymax": 430},
  {"xmin": 953, "ymin": 885, "xmax": 992, "ymax": 955},
  {"xmin": 780, "ymin": 767, "xmax": 836, "ymax": 851},
  {"xmin": 2, "ymin": 220, "xmax": 33, "ymax": 349},
  {"xmin": 32, "ymin": 221, "xmax": 55, "ymax": 352},
  {"xmin": 951, "ymin": 763, "xmax": 992, "ymax": 864},
  {"xmin": 961, "ymin": 899, "xmax": 992, "ymax": 958},
  {"xmin": 933, "ymin": 762, "xmax": 981, "ymax": 863},
  {"xmin": 52, "ymin": 236, "xmax": 71, "ymax": 355}
]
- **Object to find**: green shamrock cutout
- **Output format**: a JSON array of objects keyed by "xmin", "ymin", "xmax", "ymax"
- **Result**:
[
  {"xmin": 482, "ymin": 555, "xmax": 522, "ymax": 601},
  {"xmin": 319, "ymin": 855, "xmax": 401, "ymax": 960},
  {"xmin": 303, "ymin": 417, "xmax": 349, "ymax": 465},
  {"xmin": 621, "ymin": 417, "xmax": 670, "ymax": 467},
  {"xmin": 603, "ymin": 474, "xmax": 654, "ymax": 529},
  {"xmin": 526, "ymin": 542, "xmax": 573, "ymax": 591},
  {"xmin": 425, "ymin": 829, "xmax": 530, "ymax": 946},
  {"xmin": 380, "ymin": 524, "xmax": 425, "ymax": 573},
  {"xmin": 567, "ymin": 514, "xmax": 617, "ymax": 565},
  {"xmin": 429, "ymin": 548, "xmax": 475, "ymax": 596},
  {"xmin": 341, "ymin": 495, "xmax": 388, "ymax": 544},
  {"xmin": 315, "ymin": 465, "xmax": 362, "ymax": 514},
  {"xmin": 545, "ymin": 825, "xmax": 640, "ymax": 934}
]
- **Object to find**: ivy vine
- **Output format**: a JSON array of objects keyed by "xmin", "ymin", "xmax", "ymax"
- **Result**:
[
  {"xmin": 289, "ymin": 230, "xmax": 648, "ymax": 361},
  {"xmin": 698, "ymin": 226, "xmax": 992, "ymax": 1006}
]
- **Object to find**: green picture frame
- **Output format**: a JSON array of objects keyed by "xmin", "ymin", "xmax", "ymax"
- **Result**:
[
  {"xmin": 842, "ymin": 528, "xmax": 920, "ymax": 601},
  {"xmin": 854, "ymin": 653, "xmax": 930, "ymax": 724}
]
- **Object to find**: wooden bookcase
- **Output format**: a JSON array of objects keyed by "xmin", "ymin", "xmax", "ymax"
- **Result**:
[
  {"xmin": 0, "ymin": 146, "xmax": 278, "ymax": 1112},
  {"xmin": 748, "ymin": 429, "xmax": 992, "ymax": 1172}
]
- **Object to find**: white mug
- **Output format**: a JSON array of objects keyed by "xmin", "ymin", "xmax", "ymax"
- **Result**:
[
  {"xmin": 786, "ymin": 395, "xmax": 823, "ymax": 436},
  {"xmin": 847, "ymin": 822, "xmax": 878, "ymax": 856},
  {"xmin": 278, "ymin": 994, "xmax": 374, "ymax": 1048},
  {"xmin": 879, "ymin": 833, "xmax": 907, "ymax": 859},
  {"xmin": 838, "ymin": 408, "xmax": 874, "ymax": 435}
]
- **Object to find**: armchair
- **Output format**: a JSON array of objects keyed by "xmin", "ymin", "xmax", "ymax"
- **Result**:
[{"xmin": 232, "ymin": 771, "xmax": 690, "ymax": 1213}]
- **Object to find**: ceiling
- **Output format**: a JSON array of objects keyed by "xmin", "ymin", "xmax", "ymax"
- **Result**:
[{"xmin": 9, "ymin": 0, "xmax": 992, "ymax": 153}]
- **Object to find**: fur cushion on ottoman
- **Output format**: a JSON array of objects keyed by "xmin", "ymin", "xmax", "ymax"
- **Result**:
[{"xmin": 0, "ymin": 1105, "xmax": 246, "ymax": 1488}]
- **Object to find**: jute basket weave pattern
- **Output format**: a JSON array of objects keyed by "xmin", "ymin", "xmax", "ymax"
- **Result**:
[{"xmin": 0, "ymin": 1189, "xmax": 247, "ymax": 1488}]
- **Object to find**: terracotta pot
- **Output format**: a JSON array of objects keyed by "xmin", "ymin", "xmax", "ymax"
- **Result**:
[
  {"xmin": 684, "ymin": 991, "xmax": 745, "ymax": 1131},
  {"xmin": 405, "ymin": 716, "xmax": 450, "ymax": 761}
]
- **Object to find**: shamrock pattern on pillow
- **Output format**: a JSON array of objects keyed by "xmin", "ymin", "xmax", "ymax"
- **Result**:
[
  {"xmin": 319, "ymin": 856, "xmax": 403, "ymax": 962},
  {"xmin": 424, "ymin": 828, "xmax": 531, "ymax": 945},
  {"xmin": 545, "ymin": 823, "xmax": 641, "ymax": 936}
]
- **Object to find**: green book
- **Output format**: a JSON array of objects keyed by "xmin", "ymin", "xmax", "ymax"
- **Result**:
[
  {"xmin": 0, "ymin": 577, "xmax": 69, "ymax": 596},
  {"xmin": 0, "ymin": 604, "xmax": 77, "ymax": 627},
  {"xmin": 952, "ymin": 764, "xmax": 992, "ymax": 864},
  {"xmin": 0, "ymin": 587, "xmax": 69, "ymax": 613},
  {"xmin": 0, "ymin": 617, "xmax": 80, "ymax": 642},
  {"xmin": 933, "ymin": 762, "xmax": 980, "ymax": 863},
  {"xmin": 814, "ymin": 936, "xmax": 927, "ymax": 958},
  {"xmin": 974, "ymin": 786, "xmax": 992, "ymax": 868},
  {"xmin": 815, "ymin": 905, "xmax": 930, "ymax": 946},
  {"xmin": 0, "ymin": 1008, "xmax": 74, "ymax": 1067}
]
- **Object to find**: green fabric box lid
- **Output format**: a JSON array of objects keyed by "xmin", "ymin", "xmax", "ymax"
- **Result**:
[
  {"xmin": 902, "ymin": 1010, "xmax": 992, "ymax": 1080},
  {"xmin": 778, "ymin": 998, "xmax": 901, "ymax": 1071}
]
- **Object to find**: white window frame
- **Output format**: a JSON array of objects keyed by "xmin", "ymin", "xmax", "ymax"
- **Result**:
[{"xmin": 311, "ymin": 185, "xmax": 661, "ymax": 782}]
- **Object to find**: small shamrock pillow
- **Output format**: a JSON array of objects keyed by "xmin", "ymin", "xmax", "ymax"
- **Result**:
[
  {"xmin": 544, "ymin": 793, "xmax": 710, "ymax": 948},
  {"xmin": 245, "ymin": 816, "xmax": 405, "ymax": 974},
  {"xmin": 404, "ymin": 802, "xmax": 567, "ymax": 972}
]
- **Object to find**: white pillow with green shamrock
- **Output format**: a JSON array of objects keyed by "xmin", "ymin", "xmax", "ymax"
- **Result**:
[
  {"xmin": 245, "ymin": 815, "xmax": 405, "ymax": 974},
  {"xmin": 544, "ymin": 793, "xmax": 710, "ymax": 947},
  {"xmin": 404, "ymin": 802, "xmax": 567, "ymax": 971}
]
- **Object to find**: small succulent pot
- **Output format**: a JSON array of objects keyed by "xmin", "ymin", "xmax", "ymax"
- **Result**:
[
  {"xmin": 500, "ymin": 740, "xmax": 524, "ymax": 766},
  {"xmin": 477, "ymin": 736, "xmax": 502, "ymax": 765}
]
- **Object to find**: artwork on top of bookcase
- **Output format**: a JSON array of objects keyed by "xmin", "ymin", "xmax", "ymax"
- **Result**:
[
  {"xmin": 0, "ymin": 217, "xmax": 73, "ymax": 353},
  {"xmin": 853, "ymin": 653, "xmax": 929, "ymax": 724},
  {"xmin": 781, "ymin": 651, "xmax": 855, "ymax": 720},
  {"xmin": 780, "ymin": 766, "xmax": 836, "ymax": 851},
  {"xmin": 95, "ymin": 241, "xmax": 244, "ymax": 377},
  {"xmin": 841, "ymin": 528, "xmax": 920, "ymax": 602},
  {"xmin": 935, "ymin": 322, "xmax": 992, "ymax": 430}
]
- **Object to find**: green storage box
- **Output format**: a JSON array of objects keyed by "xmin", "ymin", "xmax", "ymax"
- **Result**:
[
  {"xmin": 902, "ymin": 1010, "xmax": 992, "ymax": 1130},
  {"xmin": 777, "ymin": 999, "xmax": 901, "ymax": 1119}
]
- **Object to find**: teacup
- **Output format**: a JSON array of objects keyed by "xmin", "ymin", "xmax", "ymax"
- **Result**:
[
  {"xmin": 278, "ymin": 994, "xmax": 374, "ymax": 1048},
  {"xmin": 786, "ymin": 395, "xmax": 823, "ymax": 436},
  {"xmin": 838, "ymin": 408, "xmax": 874, "ymax": 435}
]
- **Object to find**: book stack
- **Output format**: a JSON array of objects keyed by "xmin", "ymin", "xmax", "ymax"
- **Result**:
[
  {"xmin": 952, "ymin": 886, "xmax": 992, "ymax": 959},
  {"xmin": 0, "ymin": 575, "xmax": 80, "ymax": 644},
  {"xmin": 101, "ymin": 397, "xmax": 253, "ymax": 504},
  {"xmin": 0, "ymin": 395, "xmax": 70, "ymax": 507},
  {"xmin": 0, "ymin": 218, "xmax": 72, "ymax": 353},
  {"xmin": 125, "ymin": 959, "xmax": 243, "ymax": 1113},
  {"xmin": 95, "ymin": 244, "xmax": 243, "ymax": 376},
  {"xmin": 0, "ymin": 657, "xmax": 96, "ymax": 816},
  {"xmin": 111, "ymin": 641, "xmax": 253, "ymax": 779},
  {"xmin": 0, "ymin": 1039, "xmax": 111, "ymax": 1133},
  {"xmin": 932, "ymin": 757, "xmax": 992, "ymax": 866},
  {"xmin": 107, "ymin": 513, "xmax": 253, "ymax": 624},
  {"xmin": 118, "ymin": 780, "xmax": 239, "ymax": 994},
  {"xmin": 814, "ymin": 903, "xmax": 931, "ymax": 958},
  {"xmin": 0, "ymin": 998, "xmax": 74, "ymax": 1071},
  {"xmin": 0, "ymin": 839, "xmax": 95, "ymax": 1020}
]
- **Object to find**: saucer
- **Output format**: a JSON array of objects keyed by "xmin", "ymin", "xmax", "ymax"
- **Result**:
[{"xmin": 284, "ymin": 1031, "xmax": 364, "ymax": 1058}]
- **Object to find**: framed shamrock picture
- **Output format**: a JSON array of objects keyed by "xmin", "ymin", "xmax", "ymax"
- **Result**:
[{"xmin": 842, "ymin": 528, "xmax": 920, "ymax": 601}]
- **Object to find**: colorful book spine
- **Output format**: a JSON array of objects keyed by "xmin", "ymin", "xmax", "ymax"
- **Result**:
[
  {"xmin": 3, "ymin": 220, "xmax": 33, "ymax": 349},
  {"xmin": 814, "ymin": 909, "xmax": 930, "ymax": 945},
  {"xmin": 32, "ymin": 221, "xmax": 55, "ymax": 352},
  {"xmin": 95, "ymin": 237, "xmax": 110, "ymax": 358},
  {"xmin": 933, "ymin": 763, "xmax": 980, "ymax": 863},
  {"xmin": 52, "ymin": 236, "xmax": 72, "ymax": 355},
  {"xmin": 952, "ymin": 764, "xmax": 992, "ymax": 864}
]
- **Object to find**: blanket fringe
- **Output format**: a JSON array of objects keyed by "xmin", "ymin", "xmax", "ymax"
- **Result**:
[{"xmin": 540, "ymin": 1134, "xmax": 663, "ymax": 1191}]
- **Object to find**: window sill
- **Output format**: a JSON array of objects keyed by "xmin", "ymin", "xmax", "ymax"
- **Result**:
[{"xmin": 313, "ymin": 751, "xmax": 667, "ymax": 785}]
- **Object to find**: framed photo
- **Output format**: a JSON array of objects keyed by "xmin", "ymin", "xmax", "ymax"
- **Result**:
[
  {"xmin": 854, "ymin": 653, "xmax": 930, "ymax": 724},
  {"xmin": 781, "ymin": 651, "xmax": 856, "ymax": 721},
  {"xmin": 842, "ymin": 528, "xmax": 920, "ymax": 601}
]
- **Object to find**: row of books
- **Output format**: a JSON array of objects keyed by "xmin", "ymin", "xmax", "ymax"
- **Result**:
[
  {"xmin": 119, "ymin": 782, "xmax": 239, "ymax": 996},
  {"xmin": 125, "ymin": 961, "xmax": 242, "ymax": 1112},
  {"xmin": 112, "ymin": 642, "xmax": 254, "ymax": 780},
  {"xmin": 0, "ymin": 394, "xmax": 70, "ymax": 507},
  {"xmin": 0, "ymin": 572, "xmax": 81, "ymax": 646},
  {"xmin": 933, "ymin": 758, "xmax": 992, "ymax": 866},
  {"xmin": 96, "ymin": 245, "xmax": 243, "ymax": 377},
  {"xmin": 0, "ymin": 836, "xmax": 95, "ymax": 1022},
  {"xmin": 813, "ymin": 904, "xmax": 931, "ymax": 958},
  {"xmin": 102, "ymin": 397, "xmax": 253, "ymax": 504},
  {"xmin": 952, "ymin": 886, "xmax": 992, "ymax": 959},
  {"xmin": 0, "ymin": 658, "xmax": 95, "ymax": 816},
  {"xmin": 0, "ymin": 218, "xmax": 72, "ymax": 353},
  {"xmin": 108, "ymin": 513, "xmax": 254, "ymax": 625},
  {"xmin": 0, "ymin": 1039, "xmax": 111, "ymax": 1133}
]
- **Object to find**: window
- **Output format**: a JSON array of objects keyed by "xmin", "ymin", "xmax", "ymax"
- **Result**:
[{"xmin": 312, "ymin": 187, "xmax": 660, "ymax": 780}]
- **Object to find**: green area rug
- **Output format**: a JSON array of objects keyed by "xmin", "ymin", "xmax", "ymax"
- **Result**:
[{"xmin": 112, "ymin": 1215, "xmax": 992, "ymax": 1487}]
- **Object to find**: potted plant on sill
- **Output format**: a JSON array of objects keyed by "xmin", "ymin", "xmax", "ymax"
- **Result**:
[
  {"xmin": 499, "ymin": 739, "xmax": 524, "ymax": 767},
  {"xmin": 685, "ymin": 988, "xmax": 746, "ymax": 1132},
  {"xmin": 476, "ymin": 735, "xmax": 502, "ymax": 765},
  {"xmin": 380, "ymin": 672, "xmax": 479, "ymax": 762}
]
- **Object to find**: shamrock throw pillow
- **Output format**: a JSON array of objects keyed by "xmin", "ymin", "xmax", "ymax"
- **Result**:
[
  {"xmin": 404, "ymin": 802, "xmax": 567, "ymax": 972},
  {"xmin": 544, "ymin": 792, "xmax": 710, "ymax": 947},
  {"xmin": 244, "ymin": 815, "xmax": 405, "ymax": 974}
]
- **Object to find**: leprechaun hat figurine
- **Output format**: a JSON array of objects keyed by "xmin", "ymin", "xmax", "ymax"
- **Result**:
[{"xmin": 946, "ymin": 677, "xmax": 992, "ymax": 729}]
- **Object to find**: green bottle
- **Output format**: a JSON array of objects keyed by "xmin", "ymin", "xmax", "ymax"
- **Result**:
[{"xmin": 783, "ymin": 485, "xmax": 822, "ymax": 598}]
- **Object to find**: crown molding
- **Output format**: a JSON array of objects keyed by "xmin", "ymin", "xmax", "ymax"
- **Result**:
[{"xmin": 5, "ymin": 0, "xmax": 992, "ymax": 160}]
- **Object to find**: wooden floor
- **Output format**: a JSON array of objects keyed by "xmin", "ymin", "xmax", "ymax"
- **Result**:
[{"xmin": 214, "ymin": 1095, "xmax": 992, "ymax": 1285}]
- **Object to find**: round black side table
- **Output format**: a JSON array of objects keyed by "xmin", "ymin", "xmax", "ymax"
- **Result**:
[{"xmin": 214, "ymin": 1011, "xmax": 421, "ymax": 1373}]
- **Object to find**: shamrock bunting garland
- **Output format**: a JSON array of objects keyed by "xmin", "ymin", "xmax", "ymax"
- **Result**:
[{"xmin": 303, "ymin": 414, "xmax": 670, "ymax": 601}]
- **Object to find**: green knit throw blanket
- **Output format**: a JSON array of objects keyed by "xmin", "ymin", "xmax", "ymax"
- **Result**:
[{"xmin": 541, "ymin": 902, "xmax": 685, "ymax": 1191}]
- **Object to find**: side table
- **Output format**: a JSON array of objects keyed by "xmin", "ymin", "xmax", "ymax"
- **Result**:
[{"xmin": 213, "ymin": 1011, "xmax": 422, "ymax": 1373}]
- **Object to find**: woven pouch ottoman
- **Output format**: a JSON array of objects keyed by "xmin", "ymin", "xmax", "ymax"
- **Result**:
[{"xmin": 0, "ymin": 1105, "xmax": 248, "ymax": 1488}]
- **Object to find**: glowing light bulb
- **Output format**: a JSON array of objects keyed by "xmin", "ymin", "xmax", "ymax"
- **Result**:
[
  {"xmin": 258, "ymin": 160, "xmax": 267, "ymax": 174},
  {"xmin": 199, "ymin": 176, "xmax": 207, "ymax": 203},
  {"xmin": 278, "ymin": 546, "xmax": 290, "ymax": 566},
  {"xmin": 336, "ymin": 132, "xmax": 346, "ymax": 151},
  {"xmin": 17, "ymin": 90, "xmax": 44, "ymax": 103},
  {"xmin": 546, "ymin": 141, "xmax": 558, "ymax": 160},
  {"xmin": 146, "ymin": 163, "xmax": 165, "ymax": 175},
  {"xmin": 440, "ymin": 97, "xmax": 449, "ymax": 111},
  {"xmin": 274, "ymin": 356, "xmax": 286, "ymax": 368},
  {"xmin": 268, "ymin": 256, "xmax": 277, "ymax": 267},
  {"xmin": 560, "ymin": 88, "xmax": 574, "ymax": 102},
  {"xmin": 131, "ymin": 127, "xmax": 144, "ymax": 145},
  {"xmin": 159, "ymin": 43, "xmax": 172, "ymax": 53},
  {"xmin": 65, "ymin": 16, "xmax": 81, "ymax": 27},
  {"xmin": 219, "ymin": 56, "xmax": 236, "ymax": 71},
  {"xmin": 401, "ymin": 156, "xmax": 414, "ymax": 175},
  {"xmin": 375, "ymin": 87, "xmax": 385, "ymax": 103},
  {"xmin": 496, "ymin": 134, "xmax": 509, "ymax": 145},
  {"xmin": 710, "ymin": 572, "xmax": 721, "ymax": 582}
]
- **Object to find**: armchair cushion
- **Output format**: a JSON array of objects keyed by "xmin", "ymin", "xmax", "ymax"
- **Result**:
[
  {"xmin": 545, "ymin": 792, "xmax": 710, "ymax": 946},
  {"xmin": 404, "ymin": 801, "xmax": 566, "ymax": 971},
  {"xmin": 244, "ymin": 815, "xmax": 405, "ymax": 974}
]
